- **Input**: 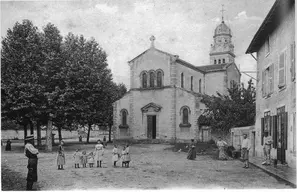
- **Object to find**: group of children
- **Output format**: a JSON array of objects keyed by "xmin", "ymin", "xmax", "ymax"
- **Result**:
[
  {"xmin": 72, "ymin": 141, "xmax": 131, "ymax": 168},
  {"xmin": 112, "ymin": 144, "xmax": 131, "ymax": 168}
]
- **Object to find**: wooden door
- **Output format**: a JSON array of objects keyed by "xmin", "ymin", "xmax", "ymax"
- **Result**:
[
  {"xmin": 147, "ymin": 115, "xmax": 153, "ymax": 139},
  {"xmin": 277, "ymin": 108, "xmax": 287, "ymax": 164}
]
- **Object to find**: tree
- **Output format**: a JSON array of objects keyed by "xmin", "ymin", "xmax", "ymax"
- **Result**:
[
  {"xmin": 200, "ymin": 79, "xmax": 256, "ymax": 133},
  {"xmin": 1, "ymin": 20, "xmax": 44, "ymax": 142}
]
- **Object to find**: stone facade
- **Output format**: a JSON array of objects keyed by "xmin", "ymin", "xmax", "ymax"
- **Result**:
[
  {"xmin": 113, "ymin": 20, "xmax": 241, "ymax": 143},
  {"xmin": 246, "ymin": 0, "xmax": 295, "ymax": 168}
]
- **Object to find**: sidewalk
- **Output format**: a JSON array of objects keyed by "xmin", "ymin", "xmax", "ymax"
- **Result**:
[{"xmin": 249, "ymin": 156, "xmax": 296, "ymax": 188}]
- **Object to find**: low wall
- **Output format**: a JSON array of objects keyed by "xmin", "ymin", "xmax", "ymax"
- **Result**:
[{"xmin": 1, "ymin": 130, "xmax": 112, "ymax": 140}]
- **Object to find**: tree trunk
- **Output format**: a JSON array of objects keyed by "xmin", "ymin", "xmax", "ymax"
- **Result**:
[
  {"xmin": 58, "ymin": 126, "xmax": 62, "ymax": 142},
  {"xmin": 29, "ymin": 120, "xmax": 34, "ymax": 135},
  {"xmin": 87, "ymin": 124, "xmax": 91, "ymax": 143},
  {"xmin": 37, "ymin": 121, "xmax": 41, "ymax": 146},
  {"xmin": 108, "ymin": 123, "xmax": 112, "ymax": 142},
  {"xmin": 46, "ymin": 118, "xmax": 53, "ymax": 152},
  {"xmin": 24, "ymin": 123, "xmax": 28, "ymax": 145}
]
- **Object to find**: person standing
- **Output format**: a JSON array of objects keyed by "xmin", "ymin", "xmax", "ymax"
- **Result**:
[
  {"xmin": 24, "ymin": 135, "xmax": 39, "ymax": 191},
  {"xmin": 5, "ymin": 139, "xmax": 12, "ymax": 151},
  {"xmin": 94, "ymin": 142, "xmax": 104, "ymax": 168},
  {"xmin": 216, "ymin": 137, "xmax": 228, "ymax": 160},
  {"xmin": 112, "ymin": 144, "xmax": 119, "ymax": 167},
  {"xmin": 241, "ymin": 134, "xmax": 251, "ymax": 168},
  {"xmin": 187, "ymin": 139, "xmax": 196, "ymax": 160},
  {"xmin": 124, "ymin": 144, "xmax": 131, "ymax": 168},
  {"xmin": 103, "ymin": 136, "xmax": 107, "ymax": 148},
  {"xmin": 73, "ymin": 149, "xmax": 81, "ymax": 168},
  {"xmin": 262, "ymin": 130, "xmax": 273, "ymax": 165},
  {"xmin": 57, "ymin": 140, "xmax": 66, "ymax": 170}
]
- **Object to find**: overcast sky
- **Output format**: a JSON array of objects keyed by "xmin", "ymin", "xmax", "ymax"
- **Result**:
[{"xmin": 1, "ymin": 0, "xmax": 275, "ymax": 88}]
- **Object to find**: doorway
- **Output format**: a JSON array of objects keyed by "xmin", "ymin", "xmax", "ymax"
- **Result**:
[
  {"xmin": 277, "ymin": 107, "xmax": 287, "ymax": 164},
  {"xmin": 252, "ymin": 131, "xmax": 256, "ymax": 157},
  {"xmin": 147, "ymin": 115, "xmax": 156, "ymax": 139}
]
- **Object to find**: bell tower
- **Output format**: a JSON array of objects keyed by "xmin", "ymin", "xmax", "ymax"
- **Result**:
[{"xmin": 210, "ymin": 5, "xmax": 235, "ymax": 65}]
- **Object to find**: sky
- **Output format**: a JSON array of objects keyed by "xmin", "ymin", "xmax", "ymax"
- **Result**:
[{"xmin": 1, "ymin": 0, "xmax": 275, "ymax": 89}]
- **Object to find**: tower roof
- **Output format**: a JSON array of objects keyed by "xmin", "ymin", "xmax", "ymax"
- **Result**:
[{"xmin": 214, "ymin": 21, "xmax": 232, "ymax": 37}]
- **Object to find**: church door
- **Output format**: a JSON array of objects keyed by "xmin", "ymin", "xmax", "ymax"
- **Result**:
[{"xmin": 147, "ymin": 115, "xmax": 156, "ymax": 139}]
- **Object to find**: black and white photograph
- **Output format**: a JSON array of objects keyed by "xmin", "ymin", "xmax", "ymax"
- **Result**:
[{"xmin": 1, "ymin": 0, "xmax": 296, "ymax": 190}]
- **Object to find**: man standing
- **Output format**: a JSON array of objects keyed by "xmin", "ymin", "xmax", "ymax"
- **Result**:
[
  {"xmin": 262, "ymin": 130, "xmax": 273, "ymax": 165},
  {"xmin": 24, "ymin": 135, "xmax": 39, "ymax": 190},
  {"xmin": 241, "ymin": 134, "xmax": 251, "ymax": 168}
]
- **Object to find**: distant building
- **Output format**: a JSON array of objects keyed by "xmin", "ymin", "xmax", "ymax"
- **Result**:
[
  {"xmin": 246, "ymin": 0, "xmax": 295, "ymax": 168},
  {"xmin": 113, "ymin": 17, "xmax": 240, "ymax": 143}
]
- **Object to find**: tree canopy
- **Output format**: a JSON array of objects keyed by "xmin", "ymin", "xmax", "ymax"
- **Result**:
[
  {"xmin": 1, "ymin": 19, "xmax": 127, "ymax": 146},
  {"xmin": 199, "ymin": 79, "xmax": 256, "ymax": 133}
]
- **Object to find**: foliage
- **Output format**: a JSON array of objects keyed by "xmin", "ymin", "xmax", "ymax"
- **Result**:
[
  {"xmin": 1, "ymin": 19, "xmax": 127, "ymax": 144},
  {"xmin": 200, "ymin": 79, "xmax": 256, "ymax": 133}
]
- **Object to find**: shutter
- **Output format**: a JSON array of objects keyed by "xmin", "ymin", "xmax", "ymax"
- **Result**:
[
  {"xmin": 269, "ymin": 115, "xmax": 273, "ymax": 136},
  {"xmin": 270, "ymin": 64, "xmax": 274, "ymax": 94},
  {"xmin": 284, "ymin": 112, "xmax": 288, "ymax": 150},
  {"xmin": 291, "ymin": 42, "xmax": 296, "ymax": 81},
  {"xmin": 279, "ymin": 52, "xmax": 285, "ymax": 86},
  {"xmin": 261, "ymin": 118, "xmax": 264, "ymax": 145},
  {"xmin": 273, "ymin": 115, "xmax": 277, "ymax": 148},
  {"xmin": 262, "ymin": 71, "xmax": 265, "ymax": 97}
]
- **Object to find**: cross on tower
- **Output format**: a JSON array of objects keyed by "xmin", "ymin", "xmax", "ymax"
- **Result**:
[
  {"xmin": 150, "ymin": 35, "xmax": 155, "ymax": 48},
  {"xmin": 221, "ymin": 4, "xmax": 225, "ymax": 22}
]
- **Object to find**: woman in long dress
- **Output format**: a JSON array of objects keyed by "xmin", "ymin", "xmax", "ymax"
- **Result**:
[
  {"xmin": 94, "ymin": 142, "xmax": 104, "ymax": 168},
  {"xmin": 187, "ymin": 139, "xmax": 196, "ymax": 160},
  {"xmin": 57, "ymin": 141, "xmax": 66, "ymax": 170},
  {"xmin": 216, "ymin": 137, "xmax": 228, "ymax": 160}
]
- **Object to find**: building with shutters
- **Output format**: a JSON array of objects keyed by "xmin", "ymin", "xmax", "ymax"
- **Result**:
[
  {"xmin": 112, "ymin": 17, "xmax": 241, "ymax": 143},
  {"xmin": 246, "ymin": 0, "xmax": 295, "ymax": 168}
]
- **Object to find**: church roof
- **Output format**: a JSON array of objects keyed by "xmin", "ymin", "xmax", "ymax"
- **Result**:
[
  {"xmin": 214, "ymin": 21, "xmax": 232, "ymax": 37},
  {"xmin": 196, "ymin": 63, "xmax": 230, "ymax": 73}
]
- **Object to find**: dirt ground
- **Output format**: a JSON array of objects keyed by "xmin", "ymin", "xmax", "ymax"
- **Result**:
[{"xmin": 1, "ymin": 143, "xmax": 292, "ymax": 190}]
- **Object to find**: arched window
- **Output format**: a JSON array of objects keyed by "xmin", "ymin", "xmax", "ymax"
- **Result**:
[
  {"xmin": 223, "ymin": 59, "xmax": 225, "ymax": 63},
  {"xmin": 214, "ymin": 60, "xmax": 217, "ymax": 64},
  {"xmin": 157, "ymin": 71, "xmax": 162, "ymax": 87},
  {"xmin": 142, "ymin": 73, "xmax": 147, "ymax": 88},
  {"xmin": 149, "ymin": 71, "xmax": 155, "ymax": 87},
  {"xmin": 181, "ymin": 73, "xmax": 184, "ymax": 88},
  {"xmin": 182, "ymin": 108, "xmax": 189, "ymax": 124},
  {"xmin": 199, "ymin": 79, "xmax": 201, "ymax": 93},
  {"xmin": 121, "ymin": 110, "xmax": 128, "ymax": 126},
  {"xmin": 190, "ymin": 76, "xmax": 193, "ymax": 91},
  {"xmin": 218, "ymin": 59, "xmax": 221, "ymax": 64}
]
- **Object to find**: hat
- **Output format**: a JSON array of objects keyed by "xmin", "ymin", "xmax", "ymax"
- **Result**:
[
  {"xmin": 264, "ymin": 130, "xmax": 269, "ymax": 133},
  {"xmin": 25, "ymin": 135, "xmax": 34, "ymax": 141}
]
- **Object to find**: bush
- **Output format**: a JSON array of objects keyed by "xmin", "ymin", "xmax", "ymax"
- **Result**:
[{"xmin": 207, "ymin": 138, "xmax": 216, "ymax": 145}]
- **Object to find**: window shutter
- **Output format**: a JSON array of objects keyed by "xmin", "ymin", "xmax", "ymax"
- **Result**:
[
  {"xmin": 270, "ymin": 64, "xmax": 274, "ymax": 94},
  {"xmin": 284, "ymin": 112, "xmax": 288, "ymax": 150},
  {"xmin": 291, "ymin": 42, "xmax": 296, "ymax": 81},
  {"xmin": 272, "ymin": 115, "xmax": 277, "ymax": 148},
  {"xmin": 261, "ymin": 118, "xmax": 264, "ymax": 145},
  {"xmin": 262, "ymin": 71, "xmax": 265, "ymax": 97},
  {"xmin": 279, "ymin": 52, "xmax": 286, "ymax": 87}
]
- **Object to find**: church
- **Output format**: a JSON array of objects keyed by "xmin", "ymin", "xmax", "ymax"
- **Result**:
[{"xmin": 112, "ymin": 18, "xmax": 241, "ymax": 143}]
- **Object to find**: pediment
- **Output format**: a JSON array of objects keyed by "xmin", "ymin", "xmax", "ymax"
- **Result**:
[{"xmin": 141, "ymin": 102, "xmax": 162, "ymax": 112}]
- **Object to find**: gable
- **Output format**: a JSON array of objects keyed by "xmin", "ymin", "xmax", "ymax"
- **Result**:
[{"xmin": 141, "ymin": 102, "xmax": 162, "ymax": 112}]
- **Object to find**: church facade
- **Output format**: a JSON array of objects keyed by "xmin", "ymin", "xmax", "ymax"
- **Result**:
[{"xmin": 113, "ymin": 20, "xmax": 241, "ymax": 142}]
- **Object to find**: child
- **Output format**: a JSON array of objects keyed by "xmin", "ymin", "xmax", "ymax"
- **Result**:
[
  {"xmin": 73, "ymin": 149, "xmax": 81, "ymax": 168},
  {"xmin": 81, "ymin": 150, "xmax": 88, "ymax": 168},
  {"xmin": 112, "ymin": 145, "xmax": 119, "ymax": 167},
  {"xmin": 94, "ymin": 143, "xmax": 104, "ymax": 168},
  {"xmin": 121, "ymin": 146, "xmax": 127, "ymax": 167},
  {"xmin": 124, "ymin": 144, "xmax": 131, "ymax": 168},
  {"xmin": 88, "ymin": 152, "xmax": 95, "ymax": 168}
]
